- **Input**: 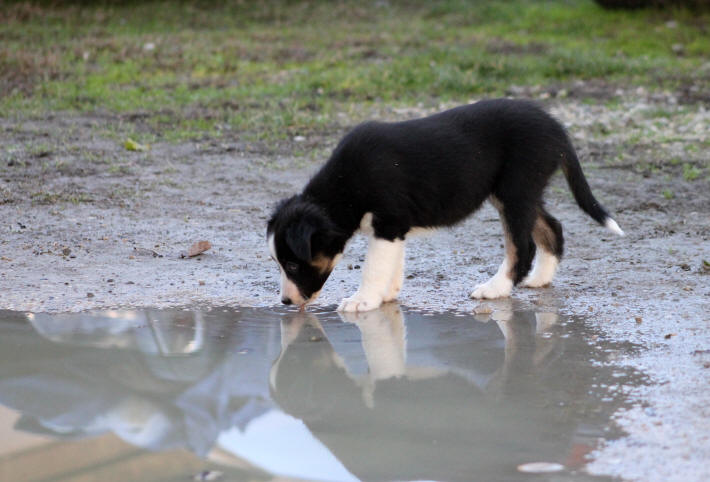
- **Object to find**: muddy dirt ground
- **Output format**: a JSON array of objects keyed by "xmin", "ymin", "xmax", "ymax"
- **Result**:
[{"xmin": 1, "ymin": 90, "xmax": 709, "ymax": 481}]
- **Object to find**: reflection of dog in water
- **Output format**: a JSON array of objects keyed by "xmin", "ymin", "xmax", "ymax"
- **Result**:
[{"xmin": 268, "ymin": 304, "xmax": 606, "ymax": 481}]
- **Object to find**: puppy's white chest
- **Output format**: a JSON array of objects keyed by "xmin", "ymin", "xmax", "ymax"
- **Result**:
[
  {"xmin": 358, "ymin": 212, "xmax": 436, "ymax": 239},
  {"xmin": 359, "ymin": 212, "xmax": 375, "ymax": 235}
]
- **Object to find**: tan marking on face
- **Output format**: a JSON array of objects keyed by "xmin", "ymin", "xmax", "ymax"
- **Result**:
[
  {"xmin": 310, "ymin": 253, "xmax": 342, "ymax": 274},
  {"xmin": 311, "ymin": 254, "xmax": 333, "ymax": 274}
]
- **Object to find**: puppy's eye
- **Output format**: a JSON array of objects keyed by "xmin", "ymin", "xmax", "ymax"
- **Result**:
[{"xmin": 285, "ymin": 262, "xmax": 299, "ymax": 274}]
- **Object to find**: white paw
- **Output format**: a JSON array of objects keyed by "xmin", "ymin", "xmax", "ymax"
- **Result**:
[
  {"xmin": 521, "ymin": 253, "xmax": 558, "ymax": 288},
  {"xmin": 521, "ymin": 276, "xmax": 550, "ymax": 288},
  {"xmin": 383, "ymin": 282, "xmax": 402, "ymax": 302},
  {"xmin": 470, "ymin": 277, "xmax": 513, "ymax": 299},
  {"xmin": 338, "ymin": 293, "xmax": 383, "ymax": 312}
]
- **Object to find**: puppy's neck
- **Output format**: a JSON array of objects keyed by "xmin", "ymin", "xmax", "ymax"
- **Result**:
[{"xmin": 300, "ymin": 191, "xmax": 363, "ymax": 243}]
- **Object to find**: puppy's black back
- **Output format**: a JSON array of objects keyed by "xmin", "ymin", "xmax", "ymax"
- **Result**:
[{"xmin": 304, "ymin": 99, "xmax": 572, "ymax": 240}]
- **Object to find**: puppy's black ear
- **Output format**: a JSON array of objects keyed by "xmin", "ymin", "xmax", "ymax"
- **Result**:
[{"xmin": 286, "ymin": 218, "xmax": 318, "ymax": 262}]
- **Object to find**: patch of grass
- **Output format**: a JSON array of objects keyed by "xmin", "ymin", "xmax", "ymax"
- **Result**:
[
  {"xmin": 1, "ymin": 0, "xmax": 709, "ymax": 145},
  {"xmin": 107, "ymin": 163, "xmax": 132, "ymax": 175},
  {"xmin": 682, "ymin": 163, "xmax": 701, "ymax": 181},
  {"xmin": 30, "ymin": 190, "xmax": 92, "ymax": 204},
  {"xmin": 27, "ymin": 142, "xmax": 52, "ymax": 157},
  {"xmin": 662, "ymin": 188, "xmax": 674, "ymax": 199}
]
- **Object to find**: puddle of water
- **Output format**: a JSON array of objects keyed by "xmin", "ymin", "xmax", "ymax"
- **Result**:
[{"xmin": 0, "ymin": 304, "xmax": 643, "ymax": 482}]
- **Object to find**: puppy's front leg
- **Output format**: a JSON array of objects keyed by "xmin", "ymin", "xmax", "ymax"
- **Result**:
[
  {"xmin": 383, "ymin": 241, "xmax": 405, "ymax": 302},
  {"xmin": 339, "ymin": 237, "xmax": 404, "ymax": 312}
]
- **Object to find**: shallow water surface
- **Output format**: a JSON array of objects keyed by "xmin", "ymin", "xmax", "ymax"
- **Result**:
[{"xmin": 0, "ymin": 304, "xmax": 642, "ymax": 481}]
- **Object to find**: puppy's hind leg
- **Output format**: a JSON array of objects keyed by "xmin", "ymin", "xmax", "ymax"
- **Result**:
[
  {"xmin": 339, "ymin": 237, "xmax": 404, "ymax": 312},
  {"xmin": 471, "ymin": 198, "xmax": 536, "ymax": 299},
  {"xmin": 470, "ymin": 245, "xmax": 516, "ymax": 300},
  {"xmin": 522, "ymin": 208, "xmax": 564, "ymax": 288}
]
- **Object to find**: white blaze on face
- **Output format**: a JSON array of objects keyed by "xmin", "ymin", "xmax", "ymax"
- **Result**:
[
  {"xmin": 268, "ymin": 233, "xmax": 305, "ymax": 304},
  {"xmin": 281, "ymin": 274, "xmax": 304, "ymax": 305}
]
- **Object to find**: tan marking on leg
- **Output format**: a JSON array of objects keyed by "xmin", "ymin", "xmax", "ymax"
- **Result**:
[
  {"xmin": 523, "ymin": 214, "xmax": 560, "ymax": 288},
  {"xmin": 471, "ymin": 198, "xmax": 517, "ymax": 299},
  {"xmin": 503, "ymin": 229, "xmax": 517, "ymax": 281},
  {"xmin": 490, "ymin": 196, "xmax": 517, "ymax": 281},
  {"xmin": 532, "ymin": 216, "xmax": 556, "ymax": 254}
]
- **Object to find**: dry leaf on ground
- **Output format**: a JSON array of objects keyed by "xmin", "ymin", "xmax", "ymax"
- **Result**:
[{"xmin": 184, "ymin": 240, "xmax": 212, "ymax": 258}]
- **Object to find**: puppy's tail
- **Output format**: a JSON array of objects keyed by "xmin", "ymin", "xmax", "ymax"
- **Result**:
[{"xmin": 560, "ymin": 148, "xmax": 625, "ymax": 236}]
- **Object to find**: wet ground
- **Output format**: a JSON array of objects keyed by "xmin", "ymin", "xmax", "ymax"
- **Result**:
[
  {"xmin": 0, "ymin": 304, "xmax": 643, "ymax": 481},
  {"xmin": 1, "ymin": 93, "xmax": 709, "ymax": 480}
]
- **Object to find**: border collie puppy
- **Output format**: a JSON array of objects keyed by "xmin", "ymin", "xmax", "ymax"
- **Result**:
[{"xmin": 267, "ymin": 99, "xmax": 623, "ymax": 312}]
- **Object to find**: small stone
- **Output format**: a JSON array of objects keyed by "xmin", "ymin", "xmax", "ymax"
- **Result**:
[
  {"xmin": 474, "ymin": 304, "xmax": 493, "ymax": 315},
  {"xmin": 517, "ymin": 462, "xmax": 564, "ymax": 473},
  {"xmin": 635, "ymin": 316, "xmax": 643, "ymax": 324},
  {"xmin": 62, "ymin": 247, "xmax": 71, "ymax": 256},
  {"xmin": 199, "ymin": 280, "xmax": 206, "ymax": 286},
  {"xmin": 86, "ymin": 292, "xmax": 94, "ymax": 298}
]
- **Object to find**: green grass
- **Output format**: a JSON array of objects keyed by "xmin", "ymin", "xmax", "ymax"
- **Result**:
[
  {"xmin": 682, "ymin": 162, "xmax": 701, "ymax": 181},
  {"xmin": 2, "ymin": 0, "xmax": 709, "ymax": 144}
]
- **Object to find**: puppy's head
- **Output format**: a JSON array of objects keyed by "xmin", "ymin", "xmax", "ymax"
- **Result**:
[{"xmin": 267, "ymin": 196, "xmax": 345, "ymax": 307}]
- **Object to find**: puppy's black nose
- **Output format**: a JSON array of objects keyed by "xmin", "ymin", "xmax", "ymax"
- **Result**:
[{"xmin": 281, "ymin": 297, "xmax": 292, "ymax": 305}]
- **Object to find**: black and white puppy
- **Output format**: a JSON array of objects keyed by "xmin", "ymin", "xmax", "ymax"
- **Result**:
[{"xmin": 267, "ymin": 99, "xmax": 623, "ymax": 312}]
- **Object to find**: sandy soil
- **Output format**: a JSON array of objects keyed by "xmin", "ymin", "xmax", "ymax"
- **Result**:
[{"xmin": 1, "ymin": 92, "xmax": 709, "ymax": 481}]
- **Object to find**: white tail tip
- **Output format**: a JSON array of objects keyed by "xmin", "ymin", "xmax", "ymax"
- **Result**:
[{"xmin": 605, "ymin": 218, "xmax": 625, "ymax": 236}]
